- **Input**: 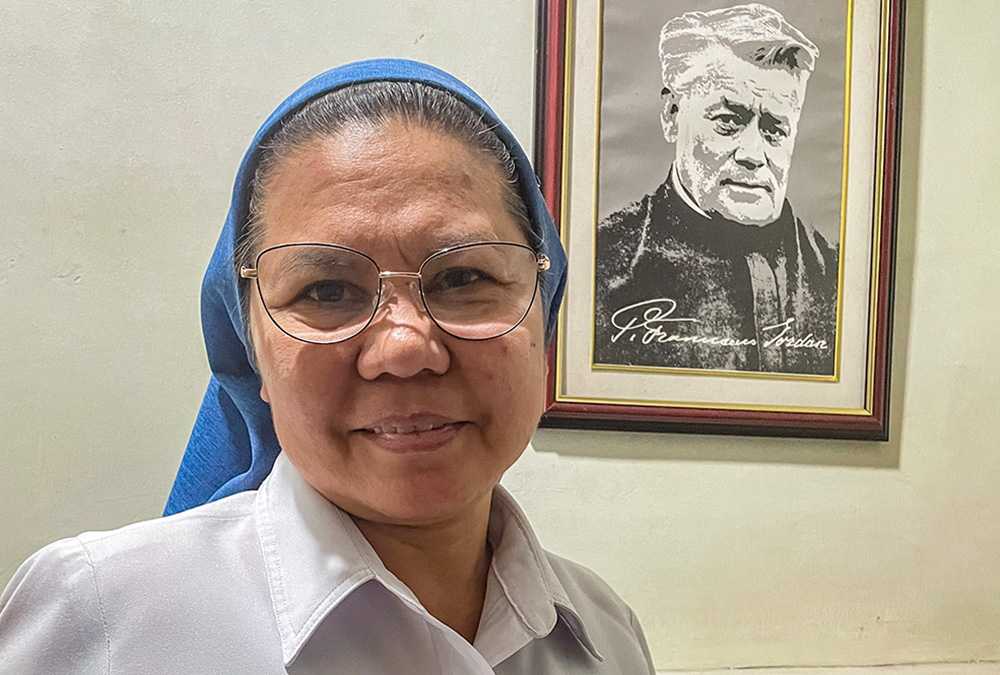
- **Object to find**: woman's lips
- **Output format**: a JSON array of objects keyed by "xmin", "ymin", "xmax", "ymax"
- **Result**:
[{"xmin": 358, "ymin": 414, "xmax": 464, "ymax": 453}]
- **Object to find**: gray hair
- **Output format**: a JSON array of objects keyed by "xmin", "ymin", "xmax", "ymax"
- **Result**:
[
  {"xmin": 236, "ymin": 81, "xmax": 539, "ymax": 345},
  {"xmin": 659, "ymin": 3, "xmax": 819, "ymax": 93}
]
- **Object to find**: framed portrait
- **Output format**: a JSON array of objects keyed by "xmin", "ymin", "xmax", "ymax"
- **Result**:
[{"xmin": 534, "ymin": 0, "xmax": 905, "ymax": 439}]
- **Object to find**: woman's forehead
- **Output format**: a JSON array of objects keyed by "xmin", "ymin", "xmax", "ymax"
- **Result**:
[{"xmin": 257, "ymin": 122, "xmax": 522, "ymax": 256}]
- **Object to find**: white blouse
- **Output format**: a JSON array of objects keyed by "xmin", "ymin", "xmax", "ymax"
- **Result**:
[{"xmin": 1, "ymin": 453, "xmax": 655, "ymax": 674}]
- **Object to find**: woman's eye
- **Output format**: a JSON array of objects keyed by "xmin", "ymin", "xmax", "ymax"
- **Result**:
[
  {"xmin": 303, "ymin": 280, "xmax": 353, "ymax": 303},
  {"xmin": 434, "ymin": 267, "xmax": 493, "ymax": 290}
]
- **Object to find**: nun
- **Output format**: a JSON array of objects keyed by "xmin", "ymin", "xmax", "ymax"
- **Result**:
[{"xmin": 0, "ymin": 60, "xmax": 654, "ymax": 674}]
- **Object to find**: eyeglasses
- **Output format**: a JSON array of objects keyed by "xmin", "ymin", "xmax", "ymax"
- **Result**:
[{"xmin": 240, "ymin": 242, "xmax": 549, "ymax": 344}]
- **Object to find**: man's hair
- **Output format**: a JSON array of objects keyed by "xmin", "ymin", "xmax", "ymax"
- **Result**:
[{"xmin": 659, "ymin": 3, "xmax": 819, "ymax": 93}]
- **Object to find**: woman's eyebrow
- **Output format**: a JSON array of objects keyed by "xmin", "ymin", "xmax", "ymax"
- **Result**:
[
  {"xmin": 433, "ymin": 231, "xmax": 503, "ymax": 249},
  {"xmin": 273, "ymin": 248, "xmax": 352, "ymax": 273}
]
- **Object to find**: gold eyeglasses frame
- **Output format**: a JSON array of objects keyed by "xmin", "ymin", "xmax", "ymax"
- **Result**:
[{"xmin": 239, "ymin": 241, "xmax": 550, "ymax": 344}]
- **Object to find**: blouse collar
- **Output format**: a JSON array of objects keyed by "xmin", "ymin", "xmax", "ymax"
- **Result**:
[{"xmin": 254, "ymin": 453, "xmax": 602, "ymax": 667}]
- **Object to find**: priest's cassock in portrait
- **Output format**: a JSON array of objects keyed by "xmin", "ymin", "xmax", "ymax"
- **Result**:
[{"xmin": 594, "ymin": 3, "xmax": 840, "ymax": 376}]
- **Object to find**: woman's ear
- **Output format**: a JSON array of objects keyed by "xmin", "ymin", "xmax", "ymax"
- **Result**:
[{"xmin": 245, "ymin": 292, "xmax": 270, "ymax": 403}]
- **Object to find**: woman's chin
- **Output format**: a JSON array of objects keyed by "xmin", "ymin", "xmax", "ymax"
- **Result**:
[{"xmin": 339, "ymin": 480, "xmax": 490, "ymax": 528}]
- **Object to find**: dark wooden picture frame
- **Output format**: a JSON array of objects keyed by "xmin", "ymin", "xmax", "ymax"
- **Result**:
[{"xmin": 535, "ymin": 0, "xmax": 906, "ymax": 440}]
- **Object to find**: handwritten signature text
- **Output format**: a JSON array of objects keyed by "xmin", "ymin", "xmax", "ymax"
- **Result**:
[{"xmin": 609, "ymin": 299, "xmax": 828, "ymax": 350}]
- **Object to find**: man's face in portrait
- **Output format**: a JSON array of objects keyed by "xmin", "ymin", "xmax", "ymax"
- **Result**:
[{"xmin": 663, "ymin": 44, "xmax": 809, "ymax": 226}]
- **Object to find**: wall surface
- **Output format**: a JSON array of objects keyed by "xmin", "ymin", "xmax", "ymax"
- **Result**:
[{"xmin": 2, "ymin": 0, "xmax": 998, "ymax": 671}]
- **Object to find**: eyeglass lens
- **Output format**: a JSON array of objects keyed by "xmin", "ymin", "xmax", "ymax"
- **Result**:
[{"xmin": 254, "ymin": 243, "xmax": 539, "ymax": 343}]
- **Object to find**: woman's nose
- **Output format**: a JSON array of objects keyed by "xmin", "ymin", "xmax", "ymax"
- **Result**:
[{"xmin": 355, "ymin": 278, "xmax": 451, "ymax": 380}]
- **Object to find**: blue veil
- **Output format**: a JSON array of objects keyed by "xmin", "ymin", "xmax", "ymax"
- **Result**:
[{"xmin": 164, "ymin": 59, "xmax": 567, "ymax": 515}]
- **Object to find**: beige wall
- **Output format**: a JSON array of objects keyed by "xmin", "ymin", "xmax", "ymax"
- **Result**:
[{"xmin": 2, "ymin": 0, "xmax": 998, "ymax": 671}]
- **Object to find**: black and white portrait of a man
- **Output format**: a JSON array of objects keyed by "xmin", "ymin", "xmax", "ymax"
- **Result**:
[{"xmin": 594, "ymin": 3, "xmax": 842, "ymax": 376}]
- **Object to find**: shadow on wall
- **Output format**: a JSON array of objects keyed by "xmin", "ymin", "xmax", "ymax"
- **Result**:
[{"xmin": 533, "ymin": 0, "xmax": 925, "ymax": 472}]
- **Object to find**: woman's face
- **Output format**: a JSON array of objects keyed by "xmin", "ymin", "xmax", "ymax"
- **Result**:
[{"xmin": 249, "ymin": 120, "xmax": 547, "ymax": 527}]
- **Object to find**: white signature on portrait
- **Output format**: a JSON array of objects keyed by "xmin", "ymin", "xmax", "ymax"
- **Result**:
[{"xmin": 609, "ymin": 299, "xmax": 829, "ymax": 350}]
